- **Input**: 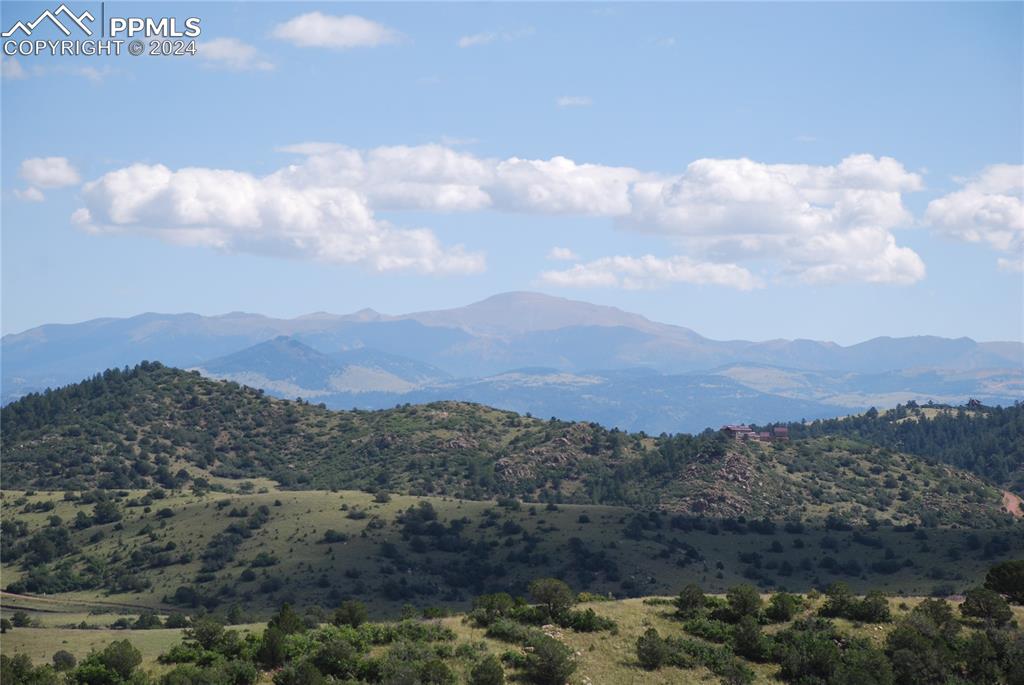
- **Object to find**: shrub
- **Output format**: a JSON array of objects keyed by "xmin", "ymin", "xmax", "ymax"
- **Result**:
[
  {"xmin": 529, "ymin": 578, "xmax": 575, "ymax": 619},
  {"xmin": 636, "ymin": 628, "xmax": 668, "ymax": 670},
  {"xmin": 674, "ymin": 583, "xmax": 706, "ymax": 618},
  {"xmin": 310, "ymin": 638, "xmax": 359, "ymax": 679},
  {"xmin": 961, "ymin": 587, "xmax": 1013, "ymax": 626},
  {"xmin": 471, "ymin": 593, "xmax": 515, "ymax": 626},
  {"xmin": 985, "ymin": 560, "xmax": 1024, "ymax": 604},
  {"xmin": 852, "ymin": 591, "xmax": 892, "ymax": 623},
  {"xmin": 258, "ymin": 626, "xmax": 288, "ymax": 669},
  {"xmin": 269, "ymin": 603, "xmax": 306, "ymax": 635},
  {"xmin": 134, "ymin": 611, "xmax": 163, "ymax": 630},
  {"xmin": 560, "ymin": 608, "xmax": 616, "ymax": 632},
  {"xmin": 273, "ymin": 661, "xmax": 327, "ymax": 685},
  {"xmin": 776, "ymin": 622, "xmax": 840, "ymax": 683},
  {"xmin": 485, "ymin": 618, "xmax": 535, "ymax": 644},
  {"xmin": 726, "ymin": 584, "xmax": 761, "ymax": 620},
  {"xmin": 333, "ymin": 600, "xmax": 368, "ymax": 628},
  {"xmin": 97, "ymin": 639, "xmax": 143, "ymax": 680},
  {"xmin": 469, "ymin": 655, "xmax": 505, "ymax": 685},
  {"xmin": 165, "ymin": 614, "xmax": 189, "ymax": 629},
  {"xmin": 52, "ymin": 650, "xmax": 76, "ymax": 672},
  {"xmin": 684, "ymin": 614, "xmax": 733, "ymax": 643},
  {"xmin": 836, "ymin": 641, "xmax": 894, "ymax": 685},
  {"xmin": 320, "ymin": 530, "xmax": 347, "ymax": 544},
  {"xmin": 820, "ymin": 582, "xmax": 855, "ymax": 618},
  {"xmin": 525, "ymin": 635, "xmax": 576, "ymax": 685},
  {"xmin": 765, "ymin": 592, "xmax": 800, "ymax": 622},
  {"xmin": 184, "ymin": 615, "xmax": 224, "ymax": 650},
  {"xmin": 732, "ymin": 615, "xmax": 768, "ymax": 661}
]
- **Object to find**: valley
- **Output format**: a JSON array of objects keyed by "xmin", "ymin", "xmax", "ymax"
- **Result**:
[{"xmin": 1, "ymin": 360, "xmax": 1021, "ymax": 684}]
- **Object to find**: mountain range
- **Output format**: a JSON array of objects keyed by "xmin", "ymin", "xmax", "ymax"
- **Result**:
[{"xmin": 3, "ymin": 292, "xmax": 1021, "ymax": 433}]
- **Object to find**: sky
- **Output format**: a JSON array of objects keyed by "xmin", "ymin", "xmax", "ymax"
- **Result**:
[{"xmin": 2, "ymin": 1, "xmax": 1022, "ymax": 345}]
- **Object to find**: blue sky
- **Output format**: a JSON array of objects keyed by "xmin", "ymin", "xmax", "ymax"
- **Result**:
[{"xmin": 2, "ymin": 1, "xmax": 1022, "ymax": 344}]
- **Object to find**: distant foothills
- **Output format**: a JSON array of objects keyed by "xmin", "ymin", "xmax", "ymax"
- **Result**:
[{"xmin": 2, "ymin": 292, "xmax": 1021, "ymax": 434}]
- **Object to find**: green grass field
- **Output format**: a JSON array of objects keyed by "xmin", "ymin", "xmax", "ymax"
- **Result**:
[
  {"xmin": 3, "ymin": 486, "xmax": 1020, "ymax": 621},
  {"xmin": 3, "ymin": 592, "xmax": 1022, "ymax": 684}
]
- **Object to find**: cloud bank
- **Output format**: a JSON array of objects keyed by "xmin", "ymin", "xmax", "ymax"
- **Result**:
[
  {"xmin": 925, "ymin": 164, "xmax": 1023, "ymax": 269},
  {"xmin": 70, "ymin": 144, "xmax": 941, "ymax": 286}
]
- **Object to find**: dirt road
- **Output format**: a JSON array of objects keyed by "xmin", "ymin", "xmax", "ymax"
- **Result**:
[{"xmin": 1003, "ymin": 490, "xmax": 1023, "ymax": 518}]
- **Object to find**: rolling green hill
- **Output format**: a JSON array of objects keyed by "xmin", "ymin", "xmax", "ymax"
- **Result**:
[
  {"xmin": 2, "ymin": 363, "xmax": 1020, "ymax": 641},
  {"xmin": 0, "ymin": 363, "xmax": 1013, "ymax": 527},
  {"xmin": 784, "ymin": 402, "xmax": 1024, "ymax": 491}
]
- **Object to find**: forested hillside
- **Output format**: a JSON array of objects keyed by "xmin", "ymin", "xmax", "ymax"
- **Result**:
[
  {"xmin": 0, "ymin": 363, "xmax": 1013, "ymax": 527},
  {"xmin": 785, "ymin": 402, "xmax": 1024, "ymax": 491}
]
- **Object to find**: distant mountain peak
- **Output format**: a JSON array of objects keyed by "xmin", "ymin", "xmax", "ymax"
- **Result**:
[{"xmin": 403, "ymin": 290, "xmax": 700, "ymax": 339}]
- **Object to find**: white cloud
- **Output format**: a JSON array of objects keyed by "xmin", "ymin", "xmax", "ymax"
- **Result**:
[
  {"xmin": 556, "ymin": 96, "xmax": 593, "ymax": 108},
  {"xmin": 925, "ymin": 165, "xmax": 1023, "ymax": 265},
  {"xmin": 541, "ymin": 255, "xmax": 762, "ymax": 291},
  {"xmin": 272, "ymin": 12, "xmax": 400, "ymax": 49},
  {"xmin": 198, "ymin": 38, "xmax": 274, "ymax": 71},
  {"xmin": 75, "ymin": 145, "xmax": 933, "ymax": 286},
  {"xmin": 20, "ymin": 157, "xmax": 80, "ymax": 188},
  {"xmin": 547, "ymin": 246, "xmax": 579, "ymax": 261},
  {"xmin": 1, "ymin": 56, "xmax": 27, "ymax": 80},
  {"xmin": 74, "ymin": 160, "xmax": 484, "ymax": 275},
  {"xmin": 492, "ymin": 156, "xmax": 641, "ymax": 215},
  {"xmin": 457, "ymin": 32, "xmax": 497, "ymax": 48},
  {"xmin": 457, "ymin": 27, "xmax": 534, "ymax": 48},
  {"xmin": 624, "ymin": 154, "xmax": 925, "ymax": 284},
  {"xmin": 277, "ymin": 142, "xmax": 494, "ymax": 212},
  {"xmin": 14, "ymin": 187, "xmax": 45, "ymax": 202}
]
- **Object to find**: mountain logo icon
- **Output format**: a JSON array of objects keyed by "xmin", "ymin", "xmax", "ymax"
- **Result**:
[{"xmin": 2, "ymin": 4, "xmax": 95, "ymax": 38}]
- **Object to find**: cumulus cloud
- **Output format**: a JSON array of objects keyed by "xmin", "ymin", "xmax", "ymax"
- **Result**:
[
  {"xmin": 272, "ymin": 13, "xmax": 400, "ymax": 49},
  {"xmin": 14, "ymin": 187, "xmax": 45, "ymax": 202},
  {"xmin": 492, "ymin": 156, "xmax": 641, "ymax": 215},
  {"xmin": 276, "ymin": 142, "xmax": 494, "ymax": 212},
  {"xmin": 556, "ymin": 96, "xmax": 593, "ymax": 108},
  {"xmin": 925, "ymin": 165, "xmax": 1023, "ymax": 266},
  {"xmin": 20, "ymin": 157, "xmax": 80, "ymax": 188},
  {"xmin": 72, "ymin": 145, "xmax": 932, "ymax": 286},
  {"xmin": 547, "ymin": 246, "xmax": 579, "ymax": 261},
  {"xmin": 624, "ymin": 154, "xmax": 925, "ymax": 284},
  {"xmin": 74, "ymin": 160, "xmax": 484, "ymax": 275},
  {"xmin": 198, "ymin": 38, "xmax": 274, "ymax": 71},
  {"xmin": 541, "ymin": 255, "xmax": 762, "ymax": 291}
]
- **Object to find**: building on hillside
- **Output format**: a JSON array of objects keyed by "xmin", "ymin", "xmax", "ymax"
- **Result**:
[
  {"xmin": 720, "ymin": 424, "xmax": 789, "ymax": 442},
  {"xmin": 721, "ymin": 424, "xmax": 755, "ymax": 440}
]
